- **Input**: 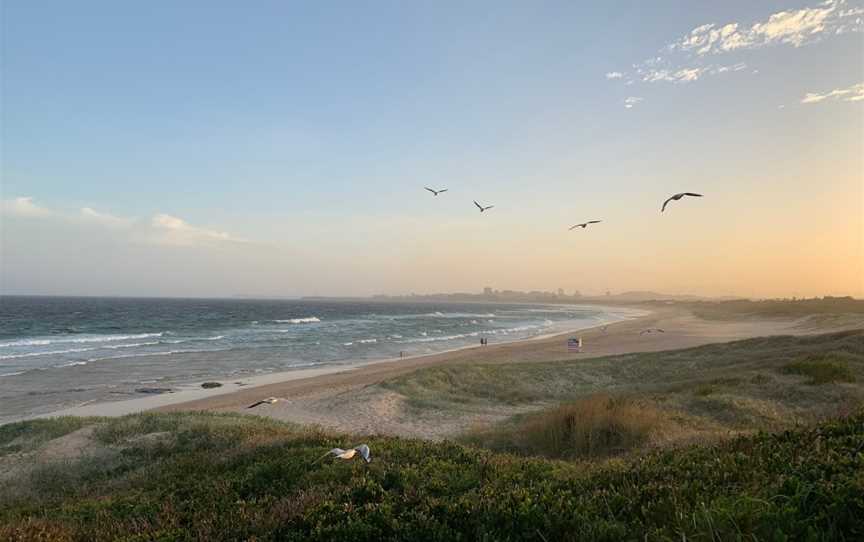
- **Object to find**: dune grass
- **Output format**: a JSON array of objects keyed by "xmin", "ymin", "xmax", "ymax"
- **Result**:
[
  {"xmin": 683, "ymin": 297, "xmax": 864, "ymax": 321},
  {"xmin": 460, "ymin": 394, "xmax": 673, "ymax": 459},
  {"xmin": 1, "ymin": 410, "xmax": 863, "ymax": 540},
  {"xmin": 381, "ymin": 330, "xmax": 864, "ymax": 432},
  {"xmin": 781, "ymin": 353, "xmax": 857, "ymax": 384},
  {"xmin": 0, "ymin": 416, "xmax": 94, "ymax": 456},
  {"xmin": 2, "ymin": 330, "xmax": 862, "ymax": 539}
]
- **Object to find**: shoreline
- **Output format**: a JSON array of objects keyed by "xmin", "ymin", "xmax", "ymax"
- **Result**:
[
  {"xmin": 153, "ymin": 305, "xmax": 819, "ymax": 439},
  {"xmin": 20, "ymin": 307, "xmax": 643, "ymax": 423}
]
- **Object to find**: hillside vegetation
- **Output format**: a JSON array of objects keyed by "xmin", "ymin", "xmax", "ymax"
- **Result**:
[
  {"xmin": 681, "ymin": 297, "xmax": 864, "ymax": 321},
  {"xmin": 382, "ymin": 330, "xmax": 864, "ymax": 452},
  {"xmin": 1, "ymin": 410, "xmax": 863, "ymax": 541},
  {"xmin": 2, "ymin": 330, "xmax": 862, "ymax": 540}
]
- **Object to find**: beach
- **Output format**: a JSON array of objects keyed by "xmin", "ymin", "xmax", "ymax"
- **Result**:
[
  {"xmin": 1, "ymin": 298, "xmax": 641, "ymax": 423},
  {"xmin": 153, "ymin": 305, "xmax": 819, "ymax": 439}
]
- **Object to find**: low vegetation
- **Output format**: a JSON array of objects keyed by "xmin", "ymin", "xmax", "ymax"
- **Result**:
[
  {"xmin": 2, "ymin": 330, "xmax": 862, "ymax": 540},
  {"xmin": 382, "ymin": 330, "xmax": 864, "ymax": 435},
  {"xmin": 782, "ymin": 353, "xmax": 857, "ymax": 384},
  {"xmin": 1, "ymin": 410, "xmax": 863, "ymax": 541},
  {"xmin": 683, "ymin": 296, "xmax": 864, "ymax": 321},
  {"xmin": 0, "ymin": 417, "xmax": 92, "ymax": 456},
  {"xmin": 460, "ymin": 394, "xmax": 673, "ymax": 459}
]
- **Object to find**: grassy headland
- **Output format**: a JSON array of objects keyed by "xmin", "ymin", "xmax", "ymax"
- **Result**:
[
  {"xmin": 382, "ymin": 330, "xmax": 864, "ymax": 454},
  {"xmin": 679, "ymin": 296, "xmax": 864, "ymax": 324},
  {"xmin": 2, "ymin": 328, "xmax": 862, "ymax": 540},
  {"xmin": 1, "ymin": 409, "xmax": 863, "ymax": 541}
]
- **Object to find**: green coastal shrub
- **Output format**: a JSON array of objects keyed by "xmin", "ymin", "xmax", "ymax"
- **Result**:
[
  {"xmin": 2, "ymin": 410, "xmax": 862, "ymax": 541},
  {"xmin": 781, "ymin": 353, "xmax": 857, "ymax": 384}
]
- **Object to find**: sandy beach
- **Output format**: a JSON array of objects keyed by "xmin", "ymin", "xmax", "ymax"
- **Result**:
[{"xmin": 151, "ymin": 305, "xmax": 823, "ymax": 439}]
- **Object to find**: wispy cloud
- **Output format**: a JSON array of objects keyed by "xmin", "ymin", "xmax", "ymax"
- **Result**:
[
  {"xmin": 2, "ymin": 197, "xmax": 247, "ymax": 246},
  {"xmin": 609, "ymin": 1, "xmax": 862, "ymax": 86},
  {"xmin": 801, "ymin": 81, "xmax": 864, "ymax": 103},
  {"xmin": 605, "ymin": 71, "xmax": 623, "ymax": 79},
  {"xmin": 150, "ymin": 213, "xmax": 246, "ymax": 246},
  {"xmin": 637, "ymin": 62, "xmax": 747, "ymax": 84},
  {"xmin": 623, "ymin": 96, "xmax": 644, "ymax": 109},
  {"xmin": 0, "ymin": 196, "xmax": 53, "ymax": 218},
  {"xmin": 670, "ymin": 0, "xmax": 863, "ymax": 55},
  {"xmin": 81, "ymin": 207, "xmax": 134, "ymax": 227}
]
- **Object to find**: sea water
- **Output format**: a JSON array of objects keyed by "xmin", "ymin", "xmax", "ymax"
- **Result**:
[{"xmin": 0, "ymin": 296, "xmax": 641, "ymax": 422}]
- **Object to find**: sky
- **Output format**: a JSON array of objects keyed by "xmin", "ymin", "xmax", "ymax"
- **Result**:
[{"xmin": 1, "ymin": 0, "xmax": 862, "ymax": 299}]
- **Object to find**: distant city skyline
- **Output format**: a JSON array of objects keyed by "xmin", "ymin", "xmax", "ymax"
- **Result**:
[{"xmin": 2, "ymin": 1, "xmax": 862, "ymax": 299}]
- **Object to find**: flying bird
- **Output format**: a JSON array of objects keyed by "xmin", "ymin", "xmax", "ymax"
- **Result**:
[
  {"xmin": 661, "ymin": 192, "xmax": 703, "ymax": 212},
  {"xmin": 246, "ymin": 397, "xmax": 286, "ymax": 409},
  {"xmin": 424, "ymin": 187, "xmax": 448, "ymax": 196},
  {"xmin": 639, "ymin": 328, "xmax": 665, "ymax": 335},
  {"xmin": 474, "ymin": 200, "xmax": 494, "ymax": 213},
  {"xmin": 317, "ymin": 444, "xmax": 371, "ymax": 463},
  {"xmin": 569, "ymin": 220, "xmax": 602, "ymax": 230}
]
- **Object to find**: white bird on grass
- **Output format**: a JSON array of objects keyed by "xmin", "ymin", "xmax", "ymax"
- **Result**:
[
  {"xmin": 317, "ymin": 444, "xmax": 372, "ymax": 463},
  {"xmin": 425, "ymin": 187, "xmax": 448, "ymax": 196}
]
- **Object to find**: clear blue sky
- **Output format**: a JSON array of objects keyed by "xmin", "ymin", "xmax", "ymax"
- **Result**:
[{"xmin": 2, "ymin": 1, "xmax": 862, "ymax": 297}]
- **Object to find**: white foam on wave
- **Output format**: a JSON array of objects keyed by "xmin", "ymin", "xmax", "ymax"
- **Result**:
[
  {"xmin": 272, "ymin": 317, "xmax": 321, "ymax": 324},
  {"xmin": 0, "ymin": 335, "xmax": 226, "ymax": 359},
  {"xmin": 358, "ymin": 338, "xmax": 377, "ymax": 344},
  {"xmin": 0, "ymin": 347, "xmax": 98, "ymax": 360},
  {"xmin": 165, "ymin": 335, "xmax": 225, "ymax": 343},
  {"xmin": 85, "ymin": 348, "xmax": 222, "ymax": 363},
  {"xmin": 422, "ymin": 312, "xmax": 497, "ymax": 319},
  {"xmin": 0, "ymin": 339, "xmax": 52, "ymax": 347},
  {"xmin": 0, "ymin": 332, "xmax": 164, "ymax": 349},
  {"xmin": 397, "ymin": 324, "xmax": 541, "ymax": 344},
  {"xmin": 381, "ymin": 312, "xmax": 498, "ymax": 321},
  {"xmin": 105, "ymin": 341, "xmax": 162, "ymax": 350}
]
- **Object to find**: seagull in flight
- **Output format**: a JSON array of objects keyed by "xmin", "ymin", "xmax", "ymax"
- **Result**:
[
  {"xmin": 569, "ymin": 220, "xmax": 602, "ymax": 230},
  {"xmin": 317, "ymin": 444, "xmax": 371, "ymax": 463},
  {"xmin": 639, "ymin": 328, "xmax": 665, "ymax": 335},
  {"xmin": 424, "ymin": 187, "xmax": 448, "ymax": 196},
  {"xmin": 474, "ymin": 200, "xmax": 494, "ymax": 213},
  {"xmin": 661, "ymin": 192, "xmax": 702, "ymax": 212},
  {"xmin": 246, "ymin": 397, "xmax": 286, "ymax": 409}
]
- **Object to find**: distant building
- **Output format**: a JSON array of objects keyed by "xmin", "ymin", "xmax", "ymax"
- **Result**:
[
  {"xmin": 483, "ymin": 287, "xmax": 493, "ymax": 296},
  {"xmin": 557, "ymin": 288, "xmax": 565, "ymax": 297}
]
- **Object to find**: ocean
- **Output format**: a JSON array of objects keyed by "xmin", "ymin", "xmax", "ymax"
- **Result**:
[{"xmin": 0, "ymin": 296, "xmax": 641, "ymax": 423}]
